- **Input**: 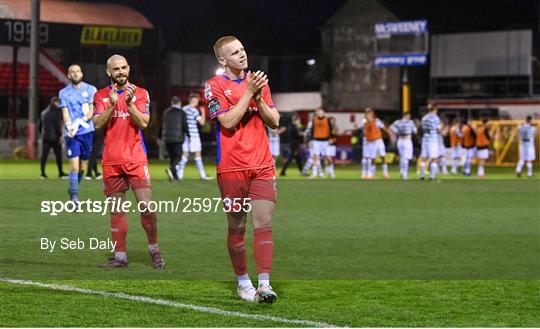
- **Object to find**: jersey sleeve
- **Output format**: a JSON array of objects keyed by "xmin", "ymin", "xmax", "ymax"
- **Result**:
[
  {"xmin": 359, "ymin": 119, "xmax": 366, "ymax": 130},
  {"xmin": 262, "ymin": 84, "xmax": 275, "ymax": 108},
  {"xmin": 305, "ymin": 120, "xmax": 313, "ymax": 138},
  {"xmin": 193, "ymin": 108, "xmax": 201, "ymax": 121},
  {"xmin": 376, "ymin": 118, "xmax": 385, "ymax": 128},
  {"xmin": 390, "ymin": 121, "xmax": 398, "ymax": 133},
  {"xmin": 88, "ymin": 85, "xmax": 97, "ymax": 104},
  {"xmin": 205, "ymin": 80, "xmax": 229, "ymax": 120},
  {"xmin": 93, "ymin": 91, "xmax": 105, "ymax": 116},
  {"xmin": 58, "ymin": 89, "xmax": 68, "ymax": 110},
  {"xmin": 135, "ymin": 89, "xmax": 150, "ymax": 115}
]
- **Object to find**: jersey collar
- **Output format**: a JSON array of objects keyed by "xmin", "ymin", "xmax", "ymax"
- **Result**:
[
  {"xmin": 220, "ymin": 71, "xmax": 246, "ymax": 85},
  {"xmin": 108, "ymin": 82, "xmax": 132, "ymax": 94}
]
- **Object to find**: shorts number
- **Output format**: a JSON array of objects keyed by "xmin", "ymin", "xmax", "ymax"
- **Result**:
[{"xmin": 143, "ymin": 166, "xmax": 150, "ymax": 178}]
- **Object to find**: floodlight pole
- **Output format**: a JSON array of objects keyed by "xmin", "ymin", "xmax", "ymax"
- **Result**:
[
  {"xmin": 401, "ymin": 66, "xmax": 410, "ymax": 113},
  {"xmin": 28, "ymin": 0, "xmax": 40, "ymax": 159}
]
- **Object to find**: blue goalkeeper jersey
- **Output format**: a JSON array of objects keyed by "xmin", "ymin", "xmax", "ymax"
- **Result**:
[{"xmin": 59, "ymin": 81, "xmax": 96, "ymax": 136}]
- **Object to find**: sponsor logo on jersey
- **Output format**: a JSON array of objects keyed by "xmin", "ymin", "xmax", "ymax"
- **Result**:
[
  {"xmin": 208, "ymin": 98, "xmax": 220, "ymax": 115},
  {"xmin": 113, "ymin": 111, "xmax": 130, "ymax": 120},
  {"xmin": 224, "ymin": 89, "xmax": 232, "ymax": 96},
  {"xmin": 204, "ymin": 83, "xmax": 212, "ymax": 100}
]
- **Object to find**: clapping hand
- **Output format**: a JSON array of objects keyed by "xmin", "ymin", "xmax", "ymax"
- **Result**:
[
  {"xmin": 246, "ymin": 70, "xmax": 267, "ymax": 98},
  {"xmin": 109, "ymin": 84, "xmax": 119, "ymax": 105},
  {"xmin": 125, "ymin": 84, "xmax": 137, "ymax": 104}
]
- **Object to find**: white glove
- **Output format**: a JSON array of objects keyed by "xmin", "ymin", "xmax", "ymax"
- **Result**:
[
  {"xmin": 67, "ymin": 121, "xmax": 79, "ymax": 138},
  {"xmin": 75, "ymin": 117, "xmax": 90, "ymax": 129}
]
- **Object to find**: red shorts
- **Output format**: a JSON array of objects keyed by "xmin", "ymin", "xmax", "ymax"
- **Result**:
[
  {"xmin": 102, "ymin": 162, "xmax": 151, "ymax": 195},
  {"xmin": 217, "ymin": 166, "xmax": 277, "ymax": 207}
]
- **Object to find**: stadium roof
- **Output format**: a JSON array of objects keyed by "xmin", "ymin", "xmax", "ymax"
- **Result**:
[{"xmin": 0, "ymin": 0, "xmax": 154, "ymax": 29}]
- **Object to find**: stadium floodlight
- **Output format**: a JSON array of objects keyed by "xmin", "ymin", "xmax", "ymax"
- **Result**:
[
  {"xmin": 306, "ymin": 58, "xmax": 316, "ymax": 66},
  {"xmin": 215, "ymin": 67, "xmax": 225, "ymax": 75}
]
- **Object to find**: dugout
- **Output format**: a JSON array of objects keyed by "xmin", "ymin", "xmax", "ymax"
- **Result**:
[{"xmin": 0, "ymin": 0, "xmax": 159, "ymax": 157}]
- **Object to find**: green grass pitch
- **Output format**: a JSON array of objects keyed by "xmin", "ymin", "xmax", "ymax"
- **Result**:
[{"xmin": 1, "ymin": 159, "xmax": 539, "ymax": 327}]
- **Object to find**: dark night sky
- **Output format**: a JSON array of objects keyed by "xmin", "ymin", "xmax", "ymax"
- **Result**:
[{"xmin": 100, "ymin": 0, "xmax": 539, "ymax": 55}]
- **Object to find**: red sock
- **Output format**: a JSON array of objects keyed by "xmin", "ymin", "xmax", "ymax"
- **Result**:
[
  {"xmin": 111, "ymin": 212, "xmax": 128, "ymax": 252},
  {"xmin": 140, "ymin": 211, "xmax": 157, "ymax": 245},
  {"xmin": 254, "ymin": 227, "xmax": 273, "ymax": 274},
  {"xmin": 227, "ymin": 227, "xmax": 247, "ymax": 275}
]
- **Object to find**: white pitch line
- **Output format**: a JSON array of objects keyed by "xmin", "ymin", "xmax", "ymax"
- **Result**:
[{"xmin": 0, "ymin": 278, "xmax": 339, "ymax": 328}]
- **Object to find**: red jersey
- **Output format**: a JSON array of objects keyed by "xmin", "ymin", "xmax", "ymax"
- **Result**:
[
  {"xmin": 93, "ymin": 84, "xmax": 150, "ymax": 165},
  {"xmin": 204, "ymin": 74, "xmax": 275, "ymax": 173}
]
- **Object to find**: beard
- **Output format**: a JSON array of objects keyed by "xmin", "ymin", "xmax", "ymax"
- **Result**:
[
  {"xmin": 69, "ymin": 77, "xmax": 82, "ymax": 85},
  {"xmin": 111, "ymin": 75, "xmax": 128, "ymax": 86}
]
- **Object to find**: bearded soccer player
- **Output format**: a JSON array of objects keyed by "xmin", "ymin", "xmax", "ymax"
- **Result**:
[
  {"xmin": 93, "ymin": 55, "xmax": 164, "ymax": 269},
  {"xmin": 59, "ymin": 64, "xmax": 96, "ymax": 202},
  {"xmin": 205, "ymin": 36, "xmax": 279, "ymax": 303}
]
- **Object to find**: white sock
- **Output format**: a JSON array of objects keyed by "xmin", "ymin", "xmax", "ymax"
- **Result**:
[
  {"xmin": 303, "ymin": 157, "xmax": 313, "ymax": 173},
  {"xmin": 438, "ymin": 157, "xmax": 447, "ymax": 173},
  {"xmin": 148, "ymin": 244, "xmax": 159, "ymax": 253},
  {"xmin": 328, "ymin": 163, "xmax": 334, "ymax": 176},
  {"xmin": 313, "ymin": 160, "xmax": 321, "ymax": 176},
  {"xmin": 194, "ymin": 157, "xmax": 206, "ymax": 178},
  {"xmin": 370, "ymin": 162, "xmax": 376, "ymax": 177},
  {"xmin": 366, "ymin": 159, "xmax": 373, "ymax": 177},
  {"xmin": 115, "ymin": 251, "xmax": 127, "ymax": 261},
  {"xmin": 361, "ymin": 158, "xmax": 367, "ymax": 176},
  {"xmin": 400, "ymin": 159, "xmax": 408, "ymax": 178},
  {"xmin": 258, "ymin": 273, "xmax": 270, "ymax": 288},
  {"xmin": 430, "ymin": 162, "xmax": 438, "ymax": 179},
  {"xmin": 526, "ymin": 162, "xmax": 533, "ymax": 176},
  {"xmin": 478, "ymin": 165, "xmax": 484, "ymax": 176},
  {"xmin": 382, "ymin": 163, "xmax": 388, "ymax": 176},
  {"xmin": 516, "ymin": 160, "xmax": 524, "ymax": 173},
  {"xmin": 420, "ymin": 162, "xmax": 426, "ymax": 178},
  {"xmin": 465, "ymin": 158, "xmax": 473, "ymax": 174},
  {"xmin": 451, "ymin": 159, "xmax": 458, "ymax": 173},
  {"xmin": 176, "ymin": 156, "xmax": 188, "ymax": 178},
  {"xmin": 237, "ymin": 273, "xmax": 253, "ymax": 288}
]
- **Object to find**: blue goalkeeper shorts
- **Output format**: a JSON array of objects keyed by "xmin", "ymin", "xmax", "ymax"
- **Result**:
[{"xmin": 65, "ymin": 132, "xmax": 93, "ymax": 160}]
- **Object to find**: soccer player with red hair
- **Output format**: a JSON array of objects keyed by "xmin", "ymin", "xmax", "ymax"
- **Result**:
[{"xmin": 205, "ymin": 36, "xmax": 279, "ymax": 303}]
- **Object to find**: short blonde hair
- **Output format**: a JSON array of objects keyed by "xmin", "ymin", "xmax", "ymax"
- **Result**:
[{"xmin": 213, "ymin": 36, "xmax": 238, "ymax": 58}]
